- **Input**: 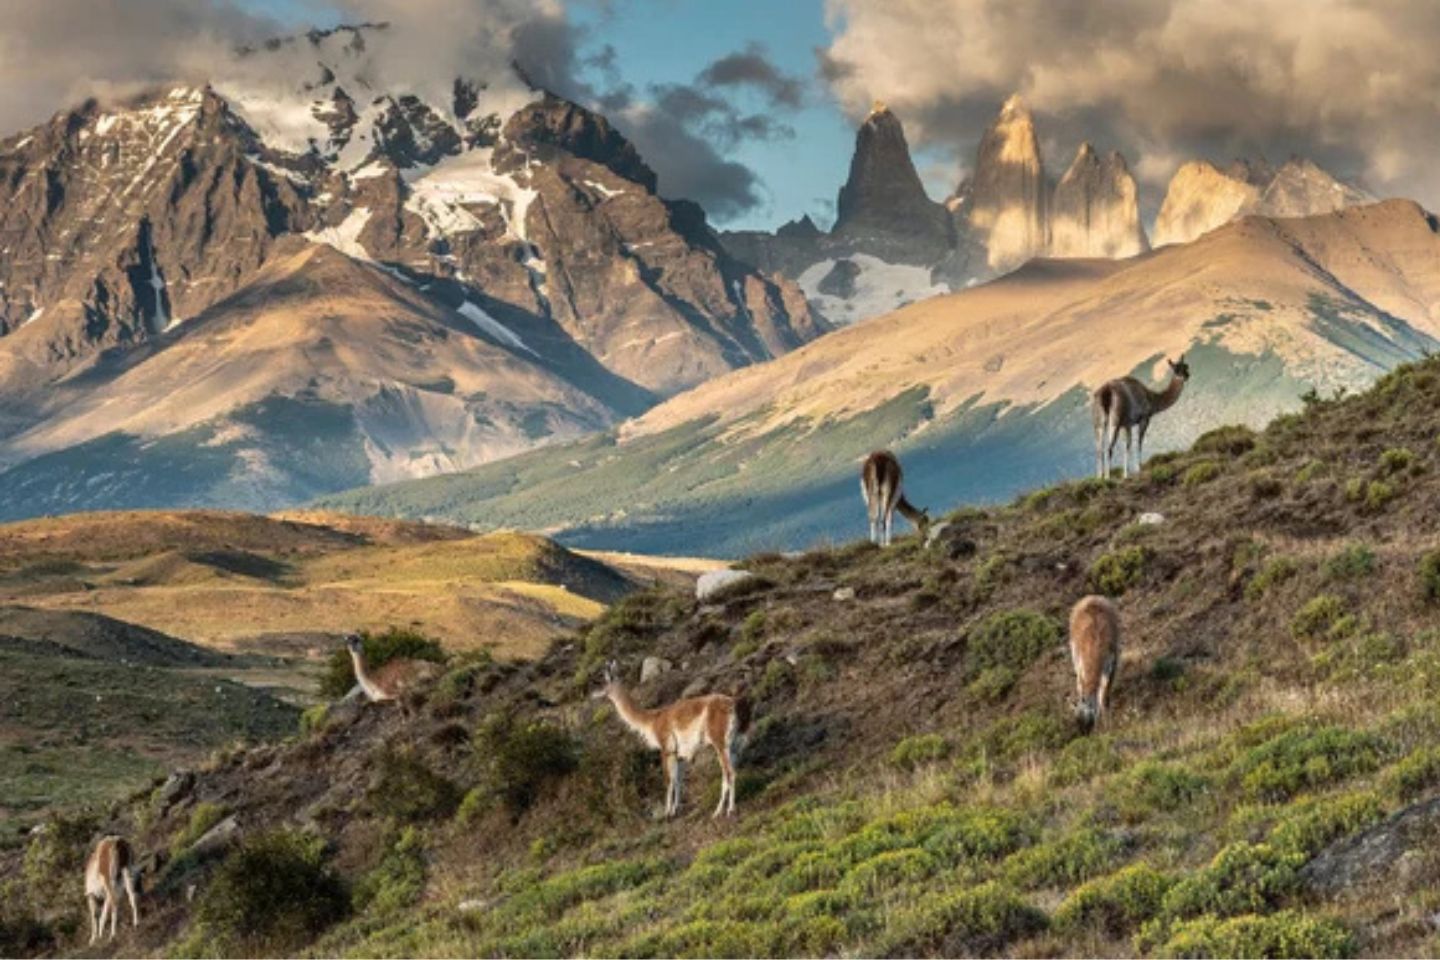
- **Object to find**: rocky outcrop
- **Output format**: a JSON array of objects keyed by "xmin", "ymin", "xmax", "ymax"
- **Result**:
[
  {"xmin": 1154, "ymin": 156, "xmax": 1371, "ymax": 247},
  {"xmin": 831, "ymin": 102, "xmax": 953, "ymax": 263},
  {"xmin": 1048, "ymin": 143, "xmax": 1148, "ymax": 259},
  {"xmin": 964, "ymin": 95, "xmax": 1048, "ymax": 272}
]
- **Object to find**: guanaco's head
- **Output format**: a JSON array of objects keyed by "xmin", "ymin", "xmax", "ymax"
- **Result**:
[
  {"xmin": 1072, "ymin": 694, "xmax": 1099, "ymax": 732},
  {"xmin": 1167, "ymin": 354, "xmax": 1191, "ymax": 381},
  {"xmin": 915, "ymin": 508, "xmax": 932, "ymax": 541},
  {"xmin": 591, "ymin": 659, "xmax": 621, "ymax": 700},
  {"xmin": 345, "ymin": 633, "xmax": 364, "ymax": 655}
]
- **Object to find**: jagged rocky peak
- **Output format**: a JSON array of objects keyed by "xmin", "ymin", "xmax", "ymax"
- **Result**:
[
  {"xmin": 1049, "ymin": 142, "xmax": 1148, "ymax": 259},
  {"xmin": 831, "ymin": 101, "xmax": 952, "ymax": 262},
  {"xmin": 965, "ymin": 93, "xmax": 1047, "ymax": 271},
  {"xmin": 776, "ymin": 214, "xmax": 822, "ymax": 240},
  {"xmin": 1261, "ymin": 156, "xmax": 1372, "ymax": 218}
]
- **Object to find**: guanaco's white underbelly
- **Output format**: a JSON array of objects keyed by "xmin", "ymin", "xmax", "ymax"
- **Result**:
[{"xmin": 671, "ymin": 716, "xmax": 708, "ymax": 760}]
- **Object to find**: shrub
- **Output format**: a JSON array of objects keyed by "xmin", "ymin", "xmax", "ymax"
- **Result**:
[
  {"xmin": 188, "ymin": 830, "xmax": 347, "ymax": 956},
  {"xmin": 474, "ymin": 714, "xmax": 579, "ymax": 816},
  {"xmin": 1382, "ymin": 745, "xmax": 1440, "ymax": 800},
  {"xmin": 1364, "ymin": 479, "xmax": 1396, "ymax": 511},
  {"xmin": 1267, "ymin": 791, "xmax": 1383, "ymax": 857},
  {"xmin": 1002, "ymin": 827, "xmax": 1124, "ymax": 890},
  {"xmin": 1420, "ymin": 550, "xmax": 1440, "ymax": 603},
  {"xmin": 839, "ymin": 849, "xmax": 939, "ymax": 898},
  {"xmin": 367, "ymin": 748, "xmax": 462, "ymax": 821},
  {"xmin": 1115, "ymin": 761, "xmax": 1209, "ymax": 817},
  {"xmin": 577, "ymin": 589, "xmax": 690, "ymax": 680},
  {"xmin": 739, "ymin": 610, "xmax": 766, "ymax": 647},
  {"xmin": 890, "ymin": 734, "xmax": 950, "ymax": 770},
  {"xmin": 1227, "ymin": 724, "xmax": 1384, "ymax": 802},
  {"xmin": 876, "ymin": 882, "xmax": 1046, "ymax": 956},
  {"xmin": 1194, "ymin": 425, "xmax": 1257, "ymax": 457},
  {"xmin": 171, "ymin": 802, "xmax": 226, "ymax": 856},
  {"xmin": 967, "ymin": 610, "xmax": 1062, "ymax": 676},
  {"xmin": 1089, "ymin": 546, "xmax": 1150, "ymax": 596},
  {"xmin": 978, "ymin": 709, "xmax": 1076, "ymax": 762},
  {"xmin": 1379, "ymin": 447, "xmax": 1415, "ymax": 474},
  {"xmin": 1153, "ymin": 911, "xmax": 1352, "ymax": 959},
  {"xmin": 1051, "ymin": 735, "xmax": 1124, "ymax": 786},
  {"xmin": 1182, "ymin": 461, "xmax": 1221, "ymax": 486},
  {"xmin": 1290, "ymin": 594, "xmax": 1347, "ymax": 643},
  {"xmin": 1053, "ymin": 863, "xmax": 1174, "ymax": 937},
  {"xmin": 973, "ymin": 553, "xmax": 1012, "ymax": 595},
  {"xmin": 1245, "ymin": 557, "xmax": 1298, "ymax": 601},
  {"xmin": 1324, "ymin": 544, "xmax": 1376, "ymax": 580},
  {"xmin": 319, "ymin": 627, "xmax": 445, "ymax": 699},
  {"xmin": 1157, "ymin": 842, "xmax": 1303, "ymax": 923},
  {"xmin": 21, "ymin": 812, "xmax": 96, "ymax": 907},
  {"xmin": 354, "ymin": 827, "xmax": 427, "ymax": 915},
  {"xmin": 299, "ymin": 703, "xmax": 330, "ymax": 736}
]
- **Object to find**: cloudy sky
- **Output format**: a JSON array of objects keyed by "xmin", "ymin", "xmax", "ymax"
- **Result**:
[{"xmin": 2, "ymin": 0, "xmax": 1438, "ymax": 231}]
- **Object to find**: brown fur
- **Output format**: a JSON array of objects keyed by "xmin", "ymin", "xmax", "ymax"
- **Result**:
[
  {"xmin": 346, "ymin": 634, "xmax": 442, "ymax": 715},
  {"xmin": 1069, "ymin": 595, "xmax": 1121, "ymax": 731},
  {"xmin": 598, "ymin": 663, "xmax": 750, "ymax": 817},
  {"xmin": 860, "ymin": 450, "xmax": 929, "ymax": 545},
  {"xmin": 1092, "ymin": 356, "xmax": 1190, "ymax": 478},
  {"xmin": 85, "ymin": 836, "xmax": 138, "ymax": 943}
]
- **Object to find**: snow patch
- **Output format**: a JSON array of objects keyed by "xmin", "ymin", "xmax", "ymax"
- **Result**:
[
  {"xmin": 21, "ymin": 306, "xmax": 43, "ymax": 327},
  {"xmin": 303, "ymin": 207, "xmax": 373, "ymax": 261},
  {"xmin": 403, "ymin": 148, "xmax": 538, "ymax": 242},
  {"xmin": 797, "ymin": 254, "xmax": 950, "ymax": 326},
  {"xmin": 583, "ymin": 178, "xmax": 623, "ymax": 199},
  {"xmin": 457, "ymin": 300, "xmax": 537, "ymax": 356}
]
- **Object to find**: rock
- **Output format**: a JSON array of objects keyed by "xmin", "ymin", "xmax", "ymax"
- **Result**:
[
  {"xmin": 816, "ymin": 259, "xmax": 861, "ymax": 299},
  {"xmin": 640, "ymin": 657, "xmax": 673, "ymax": 682},
  {"xmin": 1300, "ymin": 795, "xmax": 1440, "ymax": 895},
  {"xmin": 965, "ymin": 94, "xmax": 1047, "ymax": 272},
  {"xmin": 832, "ymin": 587, "xmax": 856, "ymax": 602},
  {"xmin": 1152, "ymin": 160, "xmax": 1263, "ymax": 247},
  {"xmin": 695, "ymin": 569, "xmax": 756, "ymax": 601},
  {"xmin": 188, "ymin": 815, "xmax": 240, "ymax": 857},
  {"xmin": 156, "ymin": 770, "xmax": 195, "ymax": 809},
  {"xmin": 1137, "ymin": 512, "xmax": 1165, "ymax": 525},
  {"xmin": 926, "ymin": 522, "xmax": 977, "ymax": 559},
  {"xmin": 458, "ymin": 899, "xmax": 488, "ymax": 913},
  {"xmin": 680, "ymin": 678, "xmax": 709, "ymax": 698},
  {"xmin": 780, "ymin": 551, "xmax": 805, "ymax": 560},
  {"xmin": 1048, "ymin": 143, "xmax": 1148, "ymax": 259}
]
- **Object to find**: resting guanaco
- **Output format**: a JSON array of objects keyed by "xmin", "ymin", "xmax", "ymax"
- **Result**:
[
  {"xmin": 861, "ymin": 450, "xmax": 930, "ymax": 546},
  {"xmin": 1091, "ymin": 355, "xmax": 1190, "ymax": 478},
  {"xmin": 84, "ymin": 835, "xmax": 139, "ymax": 944},
  {"xmin": 593, "ymin": 659, "xmax": 751, "ymax": 818},
  {"xmin": 345, "ymin": 633, "xmax": 441, "ymax": 713},
  {"xmin": 1069, "ymin": 595, "xmax": 1121, "ymax": 731}
]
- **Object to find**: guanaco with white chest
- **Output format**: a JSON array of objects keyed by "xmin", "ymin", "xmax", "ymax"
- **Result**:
[
  {"xmin": 345, "ymin": 633, "xmax": 442, "ymax": 714},
  {"xmin": 861, "ymin": 450, "xmax": 930, "ymax": 546},
  {"xmin": 593, "ymin": 659, "xmax": 751, "ymax": 818},
  {"xmin": 1092, "ymin": 355, "xmax": 1190, "ymax": 478},
  {"xmin": 84, "ymin": 835, "xmax": 139, "ymax": 944},
  {"xmin": 1069, "ymin": 595, "xmax": 1121, "ymax": 731}
]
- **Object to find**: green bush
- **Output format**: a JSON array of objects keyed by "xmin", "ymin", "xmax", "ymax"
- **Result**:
[
  {"xmin": 1051, "ymin": 735, "xmax": 1124, "ymax": 786},
  {"xmin": 839, "ymin": 849, "xmax": 938, "ymax": 898},
  {"xmin": 474, "ymin": 714, "xmax": 579, "ymax": 816},
  {"xmin": 1379, "ymin": 447, "xmax": 1415, "ymax": 474},
  {"xmin": 367, "ymin": 748, "xmax": 462, "ymax": 821},
  {"xmin": 1052, "ymin": 863, "xmax": 1174, "ymax": 937},
  {"xmin": 1182, "ymin": 461, "xmax": 1221, "ymax": 486},
  {"xmin": 1382, "ymin": 745, "xmax": 1440, "ymax": 800},
  {"xmin": 319, "ymin": 627, "xmax": 445, "ymax": 699},
  {"xmin": 739, "ymin": 610, "xmax": 767, "ymax": 647},
  {"xmin": 1290, "ymin": 594, "xmax": 1347, "ymax": 643},
  {"xmin": 21, "ymin": 812, "xmax": 96, "ymax": 907},
  {"xmin": 1420, "ymin": 550, "xmax": 1440, "ymax": 603},
  {"xmin": 1115, "ymin": 761, "xmax": 1209, "ymax": 817},
  {"xmin": 171, "ymin": 802, "xmax": 226, "ymax": 856},
  {"xmin": 1324, "ymin": 544, "xmax": 1376, "ymax": 580},
  {"xmin": 1245, "ymin": 557, "xmax": 1298, "ymax": 601},
  {"xmin": 1194, "ymin": 425, "xmax": 1257, "ymax": 457},
  {"xmin": 1267, "ymin": 791, "xmax": 1383, "ymax": 857},
  {"xmin": 299, "ymin": 703, "xmax": 330, "ymax": 736},
  {"xmin": 967, "ymin": 610, "xmax": 1062, "ymax": 676},
  {"xmin": 1089, "ymin": 546, "xmax": 1150, "ymax": 596},
  {"xmin": 187, "ymin": 830, "xmax": 347, "ymax": 956},
  {"xmin": 889, "ymin": 734, "xmax": 950, "ymax": 770},
  {"xmin": 978, "ymin": 709, "xmax": 1076, "ymax": 762},
  {"xmin": 876, "ymin": 882, "xmax": 1046, "ymax": 956},
  {"xmin": 1157, "ymin": 842, "xmax": 1304, "ymax": 923},
  {"xmin": 354, "ymin": 827, "xmax": 427, "ymax": 915},
  {"xmin": 577, "ymin": 590, "xmax": 690, "ymax": 681},
  {"xmin": 1153, "ymin": 910, "xmax": 1352, "ymax": 959},
  {"xmin": 1001, "ymin": 827, "xmax": 1124, "ymax": 890},
  {"xmin": 1227, "ymin": 724, "xmax": 1384, "ymax": 802}
]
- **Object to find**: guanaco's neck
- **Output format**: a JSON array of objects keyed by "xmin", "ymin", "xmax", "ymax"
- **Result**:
[
  {"xmin": 349, "ymin": 648, "xmax": 377, "ymax": 692},
  {"xmin": 608, "ymin": 686, "xmax": 659, "ymax": 745},
  {"xmin": 895, "ymin": 496, "xmax": 925, "ymax": 524},
  {"xmin": 1148, "ymin": 375, "xmax": 1186, "ymax": 414}
]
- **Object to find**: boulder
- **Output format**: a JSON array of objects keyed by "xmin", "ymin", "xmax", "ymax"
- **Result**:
[
  {"xmin": 640, "ymin": 656, "xmax": 673, "ymax": 682},
  {"xmin": 696, "ymin": 569, "xmax": 756, "ymax": 601},
  {"xmin": 926, "ymin": 522, "xmax": 977, "ymax": 559},
  {"xmin": 1300, "ymin": 795, "xmax": 1440, "ymax": 895}
]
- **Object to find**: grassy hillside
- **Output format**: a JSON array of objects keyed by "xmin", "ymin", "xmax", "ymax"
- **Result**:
[{"xmin": 10, "ymin": 357, "xmax": 1440, "ymax": 957}]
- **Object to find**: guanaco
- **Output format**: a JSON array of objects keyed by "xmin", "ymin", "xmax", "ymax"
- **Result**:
[
  {"xmin": 1092, "ymin": 355, "xmax": 1190, "ymax": 478},
  {"xmin": 345, "ymin": 633, "xmax": 442, "ymax": 713},
  {"xmin": 84, "ymin": 835, "xmax": 139, "ymax": 944},
  {"xmin": 861, "ymin": 450, "xmax": 930, "ymax": 546},
  {"xmin": 1069, "ymin": 595, "xmax": 1120, "ymax": 731},
  {"xmin": 593, "ymin": 659, "xmax": 751, "ymax": 818}
]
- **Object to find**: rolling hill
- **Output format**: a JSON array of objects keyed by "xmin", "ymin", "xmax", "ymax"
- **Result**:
[{"xmin": 317, "ymin": 200, "xmax": 1440, "ymax": 555}]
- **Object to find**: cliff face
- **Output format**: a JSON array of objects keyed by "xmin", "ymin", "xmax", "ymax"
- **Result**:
[
  {"xmin": 1048, "ymin": 143, "xmax": 1148, "ymax": 259},
  {"xmin": 964, "ymin": 94, "xmax": 1048, "ymax": 272}
]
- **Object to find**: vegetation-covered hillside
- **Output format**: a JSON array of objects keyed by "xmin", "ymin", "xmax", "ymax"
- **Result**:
[{"xmin": 9, "ymin": 359, "xmax": 1440, "ymax": 958}]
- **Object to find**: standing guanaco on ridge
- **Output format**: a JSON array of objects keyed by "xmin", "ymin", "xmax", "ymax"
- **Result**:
[
  {"xmin": 1069, "ymin": 595, "xmax": 1121, "ymax": 731},
  {"xmin": 345, "ymin": 633, "xmax": 442, "ymax": 713},
  {"xmin": 84, "ymin": 835, "xmax": 139, "ymax": 944},
  {"xmin": 593, "ymin": 659, "xmax": 751, "ymax": 818},
  {"xmin": 861, "ymin": 450, "xmax": 930, "ymax": 546},
  {"xmin": 1092, "ymin": 355, "xmax": 1191, "ymax": 478}
]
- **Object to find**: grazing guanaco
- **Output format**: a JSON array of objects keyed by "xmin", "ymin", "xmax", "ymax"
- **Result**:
[
  {"xmin": 84, "ymin": 835, "xmax": 139, "ymax": 944},
  {"xmin": 1069, "ymin": 595, "xmax": 1121, "ymax": 731},
  {"xmin": 861, "ymin": 450, "xmax": 930, "ymax": 546},
  {"xmin": 1092, "ymin": 355, "xmax": 1191, "ymax": 478},
  {"xmin": 345, "ymin": 633, "xmax": 442, "ymax": 713},
  {"xmin": 593, "ymin": 659, "xmax": 751, "ymax": 818}
]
